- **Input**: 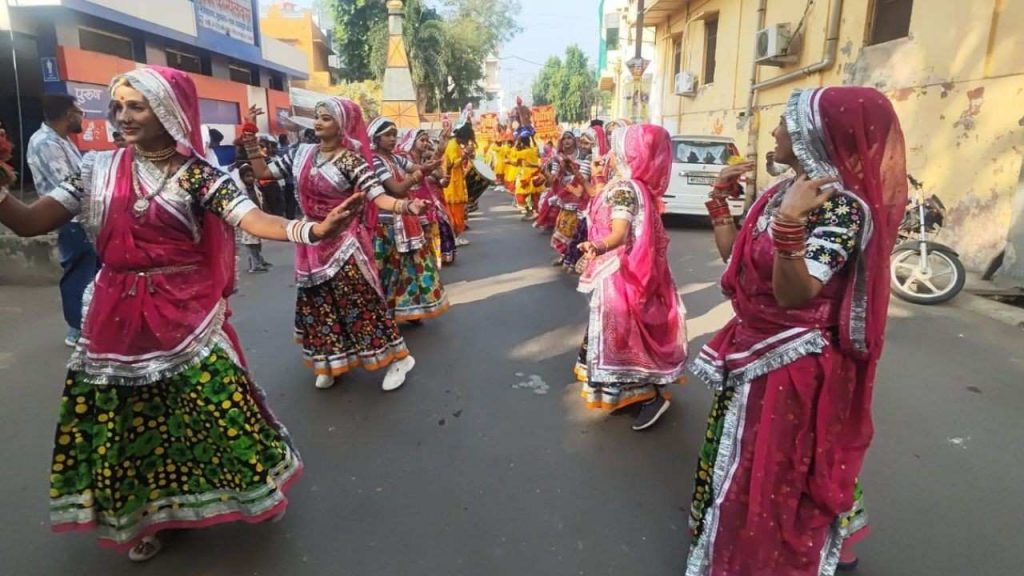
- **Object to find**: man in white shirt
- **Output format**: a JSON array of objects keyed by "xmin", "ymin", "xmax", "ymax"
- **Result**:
[{"xmin": 25, "ymin": 94, "xmax": 99, "ymax": 347}]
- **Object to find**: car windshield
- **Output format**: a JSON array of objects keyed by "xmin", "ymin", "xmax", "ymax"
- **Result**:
[{"xmin": 673, "ymin": 141, "xmax": 730, "ymax": 165}]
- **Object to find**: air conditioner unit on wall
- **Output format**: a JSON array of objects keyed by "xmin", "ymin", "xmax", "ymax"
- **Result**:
[
  {"xmin": 755, "ymin": 23, "xmax": 800, "ymax": 67},
  {"xmin": 674, "ymin": 71, "xmax": 697, "ymax": 96}
]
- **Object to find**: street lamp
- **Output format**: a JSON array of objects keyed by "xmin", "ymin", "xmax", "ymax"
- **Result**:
[{"xmin": 629, "ymin": 0, "xmax": 649, "ymax": 124}]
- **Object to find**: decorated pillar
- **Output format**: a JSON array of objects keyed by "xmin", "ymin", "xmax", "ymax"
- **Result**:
[{"xmin": 381, "ymin": 0, "xmax": 420, "ymax": 128}]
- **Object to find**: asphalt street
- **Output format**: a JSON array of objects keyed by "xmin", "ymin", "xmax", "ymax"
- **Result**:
[{"xmin": 1, "ymin": 192, "xmax": 1023, "ymax": 575}]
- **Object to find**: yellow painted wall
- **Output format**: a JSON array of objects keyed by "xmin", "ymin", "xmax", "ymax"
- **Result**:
[
  {"xmin": 260, "ymin": 4, "xmax": 332, "ymax": 91},
  {"xmin": 653, "ymin": 0, "xmax": 1024, "ymax": 269}
]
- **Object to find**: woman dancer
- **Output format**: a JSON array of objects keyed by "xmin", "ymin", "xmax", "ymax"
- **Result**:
[
  {"xmin": 563, "ymin": 127, "xmax": 610, "ymax": 274},
  {"xmin": 546, "ymin": 131, "xmax": 592, "ymax": 265},
  {"xmin": 401, "ymin": 129, "xmax": 457, "ymax": 267},
  {"xmin": 512, "ymin": 134, "xmax": 543, "ymax": 222},
  {"xmin": 574, "ymin": 124, "xmax": 688, "ymax": 431},
  {"xmin": 368, "ymin": 118, "xmax": 449, "ymax": 322},
  {"xmin": 441, "ymin": 122, "xmax": 474, "ymax": 246},
  {"xmin": 0, "ymin": 66, "xmax": 361, "ymax": 561},
  {"xmin": 685, "ymin": 87, "xmax": 908, "ymax": 575},
  {"xmin": 247, "ymin": 98, "xmax": 424, "ymax": 392}
]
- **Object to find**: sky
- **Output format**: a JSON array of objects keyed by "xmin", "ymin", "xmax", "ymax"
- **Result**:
[
  {"xmin": 491, "ymin": 0, "xmax": 601, "ymax": 102},
  {"xmin": 265, "ymin": 0, "xmax": 600, "ymax": 104}
]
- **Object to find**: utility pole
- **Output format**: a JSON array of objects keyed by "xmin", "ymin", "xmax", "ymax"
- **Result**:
[{"xmin": 626, "ymin": 0, "xmax": 650, "ymax": 124}]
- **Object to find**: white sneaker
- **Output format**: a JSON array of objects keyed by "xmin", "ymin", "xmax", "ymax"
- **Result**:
[
  {"xmin": 382, "ymin": 355, "xmax": 415, "ymax": 391},
  {"xmin": 455, "ymin": 236, "xmax": 470, "ymax": 246},
  {"xmin": 128, "ymin": 536, "xmax": 162, "ymax": 562},
  {"xmin": 315, "ymin": 374, "xmax": 335, "ymax": 389}
]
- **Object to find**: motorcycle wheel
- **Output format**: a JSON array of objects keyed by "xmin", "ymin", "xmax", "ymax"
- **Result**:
[{"xmin": 890, "ymin": 246, "xmax": 966, "ymax": 305}]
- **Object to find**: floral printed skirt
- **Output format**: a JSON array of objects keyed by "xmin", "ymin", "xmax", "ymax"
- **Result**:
[
  {"xmin": 551, "ymin": 208, "xmax": 579, "ymax": 256},
  {"xmin": 562, "ymin": 215, "xmax": 588, "ymax": 271},
  {"xmin": 49, "ymin": 347, "xmax": 301, "ymax": 551},
  {"xmin": 438, "ymin": 219, "xmax": 457, "ymax": 265},
  {"xmin": 294, "ymin": 256, "xmax": 408, "ymax": 376},
  {"xmin": 373, "ymin": 222, "xmax": 450, "ymax": 322}
]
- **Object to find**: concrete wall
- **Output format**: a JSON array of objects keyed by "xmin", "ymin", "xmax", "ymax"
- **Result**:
[
  {"xmin": 261, "ymin": 37, "xmax": 308, "ymax": 80},
  {"xmin": 650, "ymin": 0, "xmax": 1024, "ymax": 270},
  {"xmin": 85, "ymin": 0, "xmax": 197, "ymax": 37}
]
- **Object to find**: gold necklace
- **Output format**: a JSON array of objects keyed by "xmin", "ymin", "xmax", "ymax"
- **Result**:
[{"xmin": 134, "ymin": 144, "xmax": 177, "ymax": 162}]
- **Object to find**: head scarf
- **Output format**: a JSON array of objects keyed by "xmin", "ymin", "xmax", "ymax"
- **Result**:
[
  {"xmin": 558, "ymin": 130, "xmax": 578, "ymax": 156},
  {"xmin": 612, "ymin": 123, "xmax": 673, "ymax": 214},
  {"xmin": 110, "ymin": 66, "xmax": 205, "ymax": 157},
  {"xmin": 582, "ymin": 126, "xmax": 610, "ymax": 157},
  {"xmin": 783, "ymin": 87, "xmax": 907, "ymax": 359},
  {"xmin": 316, "ymin": 97, "xmax": 373, "ymax": 166},
  {"xmin": 368, "ymin": 117, "xmax": 398, "ymax": 150},
  {"xmin": 397, "ymin": 128, "xmax": 424, "ymax": 156}
]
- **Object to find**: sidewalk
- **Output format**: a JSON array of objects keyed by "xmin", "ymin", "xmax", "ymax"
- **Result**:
[{"xmin": 956, "ymin": 272, "xmax": 1024, "ymax": 330}]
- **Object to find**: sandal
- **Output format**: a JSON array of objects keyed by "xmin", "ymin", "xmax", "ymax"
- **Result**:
[{"xmin": 128, "ymin": 536, "xmax": 163, "ymax": 562}]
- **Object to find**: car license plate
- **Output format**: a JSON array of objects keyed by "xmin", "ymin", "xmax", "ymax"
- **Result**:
[{"xmin": 687, "ymin": 175, "xmax": 716, "ymax": 186}]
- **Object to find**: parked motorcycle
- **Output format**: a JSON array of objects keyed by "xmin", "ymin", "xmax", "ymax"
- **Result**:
[{"xmin": 889, "ymin": 175, "xmax": 966, "ymax": 304}]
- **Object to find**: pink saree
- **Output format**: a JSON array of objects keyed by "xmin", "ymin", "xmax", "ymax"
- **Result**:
[{"xmin": 578, "ymin": 124, "xmax": 688, "ymax": 386}]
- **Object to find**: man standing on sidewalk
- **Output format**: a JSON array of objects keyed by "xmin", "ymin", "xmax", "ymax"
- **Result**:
[{"xmin": 26, "ymin": 94, "xmax": 99, "ymax": 347}]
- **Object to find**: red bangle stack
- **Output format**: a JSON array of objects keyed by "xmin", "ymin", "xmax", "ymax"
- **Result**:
[
  {"xmin": 771, "ymin": 214, "xmax": 807, "ymax": 259},
  {"xmin": 705, "ymin": 196, "xmax": 733, "ymax": 227}
]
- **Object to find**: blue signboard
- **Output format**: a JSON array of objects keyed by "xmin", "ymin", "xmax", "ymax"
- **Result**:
[{"xmin": 41, "ymin": 57, "xmax": 60, "ymax": 83}]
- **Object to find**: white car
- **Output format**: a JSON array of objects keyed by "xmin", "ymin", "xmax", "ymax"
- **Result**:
[{"xmin": 662, "ymin": 135, "xmax": 746, "ymax": 218}]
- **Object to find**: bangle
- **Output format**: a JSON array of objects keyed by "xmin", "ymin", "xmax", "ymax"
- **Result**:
[
  {"xmin": 593, "ymin": 239, "xmax": 608, "ymax": 254},
  {"xmin": 770, "ymin": 217, "xmax": 807, "ymax": 253},
  {"xmin": 286, "ymin": 220, "xmax": 317, "ymax": 245},
  {"xmin": 705, "ymin": 197, "xmax": 732, "ymax": 219},
  {"xmin": 0, "ymin": 187, "xmax": 9, "ymax": 206},
  {"xmin": 776, "ymin": 249, "xmax": 807, "ymax": 260},
  {"xmin": 711, "ymin": 216, "xmax": 734, "ymax": 227}
]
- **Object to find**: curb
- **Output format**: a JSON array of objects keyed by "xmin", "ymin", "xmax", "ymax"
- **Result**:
[{"xmin": 953, "ymin": 291, "xmax": 1024, "ymax": 330}]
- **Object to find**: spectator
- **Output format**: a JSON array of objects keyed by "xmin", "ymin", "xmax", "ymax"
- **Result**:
[{"xmin": 26, "ymin": 93, "xmax": 99, "ymax": 347}]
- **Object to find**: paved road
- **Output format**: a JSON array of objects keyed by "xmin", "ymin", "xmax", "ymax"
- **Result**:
[{"xmin": 2, "ymin": 193, "xmax": 1023, "ymax": 575}]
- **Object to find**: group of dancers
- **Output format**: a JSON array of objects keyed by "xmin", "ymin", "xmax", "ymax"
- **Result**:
[{"xmin": 0, "ymin": 62, "xmax": 910, "ymax": 575}]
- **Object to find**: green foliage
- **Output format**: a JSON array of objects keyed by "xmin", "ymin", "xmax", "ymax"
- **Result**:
[
  {"xmin": 329, "ymin": 0, "xmax": 522, "ymax": 111},
  {"xmin": 530, "ymin": 45, "xmax": 598, "ymax": 123}
]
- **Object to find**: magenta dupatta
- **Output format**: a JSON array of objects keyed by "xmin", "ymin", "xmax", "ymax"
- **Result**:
[
  {"xmin": 75, "ymin": 66, "xmax": 242, "ymax": 385},
  {"xmin": 686, "ymin": 88, "xmax": 908, "ymax": 575},
  {"xmin": 578, "ymin": 124, "xmax": 687, "ymax": 382},
  {"xmin": 291, "ymin": 97, "xmax": 382, "ymax": 290}
]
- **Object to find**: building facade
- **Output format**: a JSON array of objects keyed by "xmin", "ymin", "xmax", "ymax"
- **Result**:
[
  {"xmin": 598, "ymin": 0, "xmax": 656, "ymax": 121},
  {"xmin": 260, "ymin": 1, "xmax": 335, "ymax": 92},
  {"xmin": 1, "ymin": 0, "xmax": 308, "ymax": 161},
  {"xmin": 639, "ymin": 0, "xmax": 1024, "ymax": 270}
]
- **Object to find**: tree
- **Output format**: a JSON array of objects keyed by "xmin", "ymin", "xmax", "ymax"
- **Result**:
[
  {"xmin": 328, "ymin": 0, "xmax": 523, "ymax": 112},
  {"xmin": 330, "ymin": 80, "xmax": 383, "ymax": 119},
  {"xmin": 531, "ymin": 45, "xmax": 598, "ymax": 124},
  {"xmin": 554, "ymin": 45, "xmax": 597, "ymax": 123},
  {"xmin": 531, "ymin": 57, "xmax": 562, "ymax": 106}
]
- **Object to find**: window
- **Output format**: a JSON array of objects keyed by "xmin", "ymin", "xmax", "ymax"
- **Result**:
[
  {"xmin": 228, "ymin": 63, "xmax": 253, "ymax": 85},
  {"xmin": 269, "ymin": 74, "xmax": 285, "ymax": 92},
  {"xmin": 79, "ymin": 28, "xmax": 133, "ymax": 61},
  {"xmin": 672, "ymin": 34, "xmax": 683, "ymax": 77},
  {"xmin": 868, "ymin": 0, "xmax": 914, "ymax": 45},
  {"xmin": 605, "ymin": 12, "xmax": 621, "ymax": 51},
  {"xmin": 199, "ymin": 98, "xmax": 240, "ymax": 125},
  {"xmin": 166, "ymin": 48, "xmax": 201, "ymax": 74},
  {"xmin": 703, "ymin": 16, "xmax": 719, "ymax": 85},
  {"xmin": 673, "ymin": 140, "xmax": 736, "ymax": 166},
  {"xmin": 606, "ymin": 27, "xmax": 620, "ymax": 51}
]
